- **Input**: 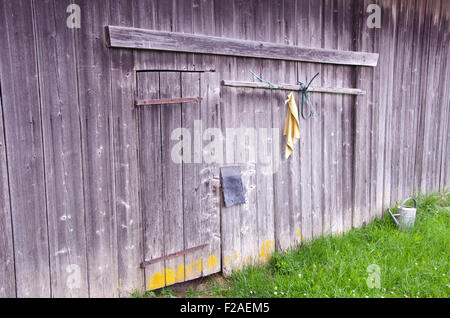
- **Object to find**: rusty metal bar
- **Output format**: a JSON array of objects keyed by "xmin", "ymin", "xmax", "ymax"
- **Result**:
[
  {"xmin": 140, "ymin": 244, "xmax": 208, "ymax": 269},
  {"xmin": 135, "ymin": 97, "xmax": 203, "ymax": 107}
]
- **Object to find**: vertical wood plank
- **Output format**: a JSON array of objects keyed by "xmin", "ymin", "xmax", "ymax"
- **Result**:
[
  {"xmin": 192, "ymin": 0, "xmax": 216, "ymax": 71},
  {"xmin": 215, "ymin": 0, "xmax": 241, "ymax": 275},
  {"xmin": 413, "ymin": 0, "xmax": 427, "ymax": 193},
  {"xmin": 270, "ymin": 0, "xmax": 292, "ymax": 252},
  {"xmin": 381, "ymin": 0, "xmax": 397, "ymax": 211},
  {"xmin": 438, "ymin": 0, "xmax": 450, "ymax": 190},
  {"xmin": 0, "ymin": 82, "xmax": 15, "ymax": 298},
  {"xmin": 160, "ymin": 72, "xmax": 185, "ymax": 287},
  {"xmin": 309, "ymin": 0, "xmax": 324, "ymax": 238},
  {"xmin": 403, "ymin": 0, "xmax": 420, "ymax": 199},
  {"xmin": 199, "ymin": 71, "xmax": 222, "ymax": 276},
  {"xmin": 34, "ymin": 0, "xmax": 89, "ymax": 297},
  {"xmin": 435, "ymin": 0, "xmax": 449, "ymax": 191},
  {"xmin": 367, "ymin": 0, "xmax": 382, "ymax": 221},
  {"xmin": 341, "ymin": 0, "xmax": 355, "ymax": 231},
  {"xmin": 334, "ymin": 0, "xmax": 346, "ymax": 233},
  {"xmin": 397, "ymin": 1, "xmax": 414, "ymax": 201},
  {"xmin": 235, "ymin": 0, "xmax": 259, "ymax": 267},
  {"xmin": 322, "ymin": 0, "xmax": 336, "ymax": 236},
  {"xmin": 75, "ymin": 0, "xmax": 118, "ymax": 297},
  {"xmin": 132, "ymin": 0, "xmax": 165, "ymax": 292},
  {"xmin": 296, "ymin": 0, "xmax": 313, "ymax": 243},
  {"xmin": 219, "ymin": 59, "xmax": 242, "ymax": 274},
  {"xmin": 390, "ymin": 0, "xmax": 407, "ymax": 205},
  {"xmin": 353, "ymin": 0, "xmax": 371, "ymax": 228},
  {"xmin": 137, "ymin": 72, "xmax": 166, "ymax": 291},
  {"xmin": 407, "ymin": 0, "xmax": 425, "ymax": 197},
  {"xmin": 256, "ymin": 0, "xmax": 276, "ymax": 261},
  {"xmin": 377, "ymin": 0, "xmax": 392, "ymax": 214},
  {"xmin": 191, "ymin": 0, "xmax": 221, "ymax": 275},
  {"xmin": 419, "ymin": 0, "xmax": 440, "ymax": 193},
  {"xmin": 0, "ymin": 0, "xmax": 51, "ymax": 297},
  {"xmin": 181, "ymin": 72, "xmax": 203, "ymax": 281},
  {"xmin": 427, "ymin": 0, "xmax": 446, "ymax": 192},
  {"xmin": 365, "ymin": 0, "xmax": 376, "ymax": 221},
  {"xmin": 283, "ymin": 0, "xmax": 302, "ymax": 248},
  {"xmin": 109, "ymin": 0, "xmax": 143, "ymax": 296}
]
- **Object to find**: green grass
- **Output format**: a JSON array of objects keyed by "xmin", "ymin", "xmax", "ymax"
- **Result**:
[{"xmin": 135, "ymin": 191, "xmax": 450, "ymax": 298}]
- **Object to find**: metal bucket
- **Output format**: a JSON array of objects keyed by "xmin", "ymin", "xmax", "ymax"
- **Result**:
[{"xmin": 388, "ymin": 198, "xmax": 417, "ymax": 231}]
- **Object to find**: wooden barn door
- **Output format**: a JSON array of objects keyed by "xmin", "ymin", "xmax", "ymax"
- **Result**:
[{"xmin": 136, "ymin": 71, "xmax": 221, "ymax": 291}]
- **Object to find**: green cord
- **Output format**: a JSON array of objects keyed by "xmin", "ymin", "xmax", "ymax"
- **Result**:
[
  {"xmin": 298, "ymin": 72, "xmax": 322, "ymax": 121},
  {"xmin": 250, "ymin": 70, "xmax": 276, "ymax": 89},
  {"xmin": 250, "ymin": 70, "xmax": 322, "ymax": 121}
]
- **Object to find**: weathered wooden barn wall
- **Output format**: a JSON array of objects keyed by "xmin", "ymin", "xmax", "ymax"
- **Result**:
[{"xmin": 0, "ymin": 0, "xmax": 448, "ymax": 297}]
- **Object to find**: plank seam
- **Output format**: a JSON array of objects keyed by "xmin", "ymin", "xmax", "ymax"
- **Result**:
[
  {"xmin": 31, "ymin": 0, "xmax": 52, "ymax": 297},
  {"xmin": 71, "ymin": 0, "xmax": 91, "ymax": 298}
]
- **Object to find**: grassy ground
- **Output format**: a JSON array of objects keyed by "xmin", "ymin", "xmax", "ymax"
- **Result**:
[{"xmin": 134, "ymin": 191, "xmax": 449, "ymax": 298}]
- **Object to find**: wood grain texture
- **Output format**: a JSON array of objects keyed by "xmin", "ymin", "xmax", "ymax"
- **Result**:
[
  {"xmin": 109, "ymin": 0, "xmax": 143, "ymax": 297},
  {"xmin": 221, "ymin": 81, "xmax": 366, "ymax": 95},
  {"xmin": 270, "ymin": 1, "xmax": 289, "ymax": 252},
  {"xmin": 34, "ymin": 0, "xmax": 88, "ymax": 298},
  {"xmin": 255, "ymin": 0, "xmax": 275, "ymax": 262},
  {"xmin": 341, "ymin": 0, "xmax": 356, "ymax": 231},
  {"xmin": 425, "ymin": 0, "xmax": 447, "ymax": 193},
  {"xmin": 137, "ymin": 72, "xmax": 166, "ymax": 291},
  {"xmin": 199, "ymin": 71, "xmax": 222, "ymax": 276},
  {"xmin": 309, "ymin": 0, "xmax": 324, "ymax": 238},
  {"xmin": 297, "ymin": 0, "xmax": 313, "ymax": 243},
  {"xmin": 191, "ymin": 0, "xmax": 221, "ymax": 276},
  {"xmin": 284, "ymin": 0, "xmax": 302, "ymax": 249},
  {"xmin": 136, "ymin": 97, "xmax": 202, "ymax": 106},
  {"xmin": 0, "ymin": 0, "xmax": 51, "ymax": 297},
  {"xmin": 75, "ymin": 0, "xmax": 118, "ymax": 298},
  {"xmin": 219, "ymin": 65, "xmax": 244, "ymax": 274},
  {"xmin": 365, "ymin": 0, "xmax": 378, "ymax": 222},
  {"xmin": 334, "ymin": 0, "xmax": 345, "ymax": 234},
  {"xmin": 322, "ymin": 0, "xmax": 335, "ymax": 236},
  {"xmin": 0, "ymin": 80, "xmax": 15, "ymax": 298},
  {"xmin": 376, "ymin": 0, "xmax": 391, "ymax": 215},
  {"xmin": 396, "ymin": 0, "xmax": 414, "ymax": 202},
  {"xmin": 234, "ymin": 0, "xmax": 259, "ymax": 269},
  {"xmin": 434, "ymin": 0, "xmax": 449, "ymax": 191},
  {"xmin": 352, "ymin": 0, "xmax": 371, "ymax": 228},
  {"xmin": 160, "ymin": 72, "xmax": 185, "ymax": 286},
  {"xmin": 215, "ymin": 0, "xmax": 241, "ymax": 276},
  {"xmin": 438, "ymin": 0, "xmax": 450, "ymax": 190},
  {"xmin": 381, "ymin": 0, "xmax": 397, "ymax": 211},
  {"xmin": 181, "ymin": 72, "xmax": 203, "ymax": 281},
  {"xmin": 0, "ymin": 0, "xmax": 448, "ymax": 297},
  {"xmin": 269, "ymin": 0, "xmax": 299, "ymax": 252},
  {"xmin": 106, "ymin": 25, "xmax": 379, "ymax": 67}
]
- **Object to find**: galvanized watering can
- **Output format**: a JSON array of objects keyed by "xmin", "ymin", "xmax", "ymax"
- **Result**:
[{"xmin": 388, "ymin": 198, "xmax": 417, "ymax": 231}]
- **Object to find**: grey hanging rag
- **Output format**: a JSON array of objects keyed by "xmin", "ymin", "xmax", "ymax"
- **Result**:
[{"xmin": 220, "ymin": 166, "xmax": 246, "ymax": 208}]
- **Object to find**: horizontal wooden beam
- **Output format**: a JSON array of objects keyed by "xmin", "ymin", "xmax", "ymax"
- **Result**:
[
  {"xmin": 135, "ymin": 97, "xmax": 203, "ymax": 106},
  {"xmin": 106, "ymin": 26, "xmax": 379, "ymax": 67},
  {"xmin": 221, "ymin": 80, "xmax": 366, "ymax": 95}
]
